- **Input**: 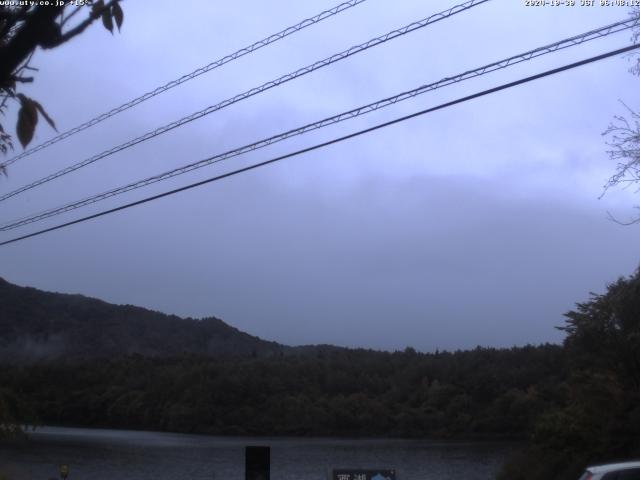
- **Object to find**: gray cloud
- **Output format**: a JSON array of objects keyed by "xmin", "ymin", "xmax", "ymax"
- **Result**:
[{"xmin": 0, "ymin": 0, "xmax": 638, "ymax": 351}]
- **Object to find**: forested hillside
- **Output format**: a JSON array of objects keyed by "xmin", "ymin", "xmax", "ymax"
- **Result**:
[
  {"xmin": 0, "ymin": 277, "xmax": 567, "ymax": 439},
  {"xmin": 0, "ymin": 344, "xmax": 565, "ymax": 438},
  {"xmin": 0, "ymin": 277, "xmax": 285, "ymax": 361}
]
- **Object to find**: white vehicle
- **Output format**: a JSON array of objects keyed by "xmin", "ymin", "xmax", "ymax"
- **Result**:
[{"xmin": 578, "ymin": 461, "xmax": 640, "ymax": 480}]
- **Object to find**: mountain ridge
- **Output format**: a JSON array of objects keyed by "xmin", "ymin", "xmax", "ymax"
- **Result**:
[{"xmin": 0, "ymin": 276, "xmax": 294, "ymax": 362}]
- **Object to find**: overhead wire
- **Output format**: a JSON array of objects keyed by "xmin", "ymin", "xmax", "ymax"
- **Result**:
[
  {"xmin": 1, "ymin": 17, "xmax": 637, "ymax": 232},
  {"xmin": 0, "ymin": 0, "xmax": 490, "ymax": 203},
  {"xmin": 1, "ymin": 43, "xmax": 638, "ymax": 247},
  {"xmin": 0, "ymin": 0, "xmax": 370, "ymax": 170}
]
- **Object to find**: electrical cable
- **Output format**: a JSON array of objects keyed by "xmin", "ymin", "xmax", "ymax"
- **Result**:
[
  {"xmin": 0, "ymin": 0, "xmax": 489, "ymax": 203},
  {"xmin": 1, "ymin": 43, "xmax": 637, "ymax": 248},
  {"xmin": 0, "ymin": 0, "xmax": 369, "ymax": 169},
  {"xmin": 1, "ymin": 17, "xmax": 636, "ymax": 232}
]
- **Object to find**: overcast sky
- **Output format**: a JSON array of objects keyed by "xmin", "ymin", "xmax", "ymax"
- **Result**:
[{"xmin": 0, "ymin": 0, "xmax": 639, "ymax": 351}]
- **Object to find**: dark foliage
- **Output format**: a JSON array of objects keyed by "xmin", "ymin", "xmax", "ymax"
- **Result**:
[
  {"xmin": 0, "ymin": 277, "xmax": 567, "ymax": 440},
  {"xmin": 0, "ymin": 1, "xmax": 123, "ymax": 155},
  {"xmin": 0, "ymin": 345, "xmax": 565, "ymax": 439},
  {"xmin": 498, "ymin": 268, "xmax": 640, "ymax": 480}
]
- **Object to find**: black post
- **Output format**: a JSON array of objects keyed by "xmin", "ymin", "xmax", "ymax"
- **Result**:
[{"xmin": 245, "ymin": 446, "xmax": 270, "ymax": 480}]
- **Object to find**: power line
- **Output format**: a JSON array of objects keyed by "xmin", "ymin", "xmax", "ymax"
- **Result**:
[
  {"xmin": 1, "ymin": 17, "xmax": 636, "ymax": 232},
  {"xmin": 0, "ymin": 0, "xmax": 490, "ymax": 203},
  {"xmin": 1, "ymin": 43, "xmax": 637, "ymax": 248},
  {"xmin": 0, "ymin": 0, "xmax": 369, "ymax": 170}
]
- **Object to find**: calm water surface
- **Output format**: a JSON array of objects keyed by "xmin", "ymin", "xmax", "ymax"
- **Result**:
[{"xmin": 0, "ymin": 427, "xmax": 516, "ymax": 480}]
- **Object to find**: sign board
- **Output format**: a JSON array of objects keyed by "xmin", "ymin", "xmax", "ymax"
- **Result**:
[{"xmin": 332, "ymin": 469, "xmax": 396, "ymax": 480}]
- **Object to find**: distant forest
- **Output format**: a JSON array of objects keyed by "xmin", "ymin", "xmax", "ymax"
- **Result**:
[
  {"xmin": 0, "ymin": 345, "xmax": 565, "ymax": 438},
  {"xmin": 1, "ymin": 268, "xmax": 639, "ymax": 480}
]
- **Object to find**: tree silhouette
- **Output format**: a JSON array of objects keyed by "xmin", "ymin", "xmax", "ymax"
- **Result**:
[
  {"xmin": 601, "ymin": 8, "xmax": 640, "ymax": 224},
  {"xmin": 0, "ymin": 1, "xmax": 123, "ymax": 172}
]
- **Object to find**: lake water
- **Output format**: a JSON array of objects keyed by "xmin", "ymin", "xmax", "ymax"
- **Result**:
[{"xmin": 0, "ymin": 427, "xmax": 516, "ymax": 480}]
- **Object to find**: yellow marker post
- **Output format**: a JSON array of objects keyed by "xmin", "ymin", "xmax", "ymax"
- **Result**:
[{"xmin": 59, "ymin": 465, "xmax": 69, "ymax": 480}]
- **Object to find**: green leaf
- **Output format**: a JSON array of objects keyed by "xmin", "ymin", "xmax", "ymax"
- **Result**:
[
  {"xmin": 32, "ymin": 100, "xmax": 57, "ymax": 131},
  {"xmin": 16, "ymin": 95, "xmax": 38, "ymax": 148},
  {"xmin": 91, "ymin": 0, "xmax": 105, "ymax": 17},
  {"xmin": 102, "ymin": 8, "xmax": 113, "ymax": 33},
  {"xmin": 112, "ymin": 2, "xmax": 123, "ymax": 31}
]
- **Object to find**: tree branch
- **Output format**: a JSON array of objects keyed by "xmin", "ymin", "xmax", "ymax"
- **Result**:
[
  {"xmin": 59, "ymin": 5, "xmax": 83, "ymax": 28},
  {"xmin": 0, "ymin": 5, "xmax": 63, "ymax": 83},
  {"xmin": 11, "ymin": 76, "xmax": 33, "ymax": 83},
  {"xmin": 606, "ymin": 209, "xmax": 640, "ymax": 226},
  {"xmin": 54, "ymin": 1, "xmax": 119, "ymax": 47}
]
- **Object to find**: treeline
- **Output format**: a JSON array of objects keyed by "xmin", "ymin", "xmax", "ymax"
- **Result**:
[
  {"xmin": 0, "ymin": 343, "xmax": 565, "ymax": 439},
  {"xmin": 498, "ymin": 267, "xmax": 640, "ymax": 480}
]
